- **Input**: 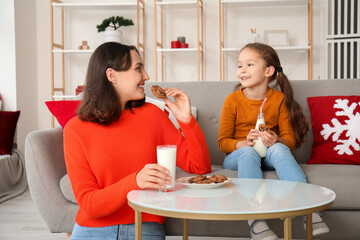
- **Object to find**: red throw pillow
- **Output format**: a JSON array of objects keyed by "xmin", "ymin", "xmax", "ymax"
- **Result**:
[
  {"xmin": 307, "ymin": 96, "xmax": 360, "ymax": 165},
  {"xmin": 45, "ymin": 101, "xmax": 81, "ymax": 128},
  {"xmin": 0, "ymin": 111, "xmax": 20, "ymax": 155}
]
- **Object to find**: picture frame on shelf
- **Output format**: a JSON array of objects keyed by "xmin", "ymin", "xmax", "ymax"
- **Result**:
[{"xmin": 264, "ymin": 30, "xmax": 289, "ymax": 47}]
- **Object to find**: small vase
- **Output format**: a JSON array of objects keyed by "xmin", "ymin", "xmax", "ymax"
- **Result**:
[{"xmin": 103, "ymin": 30, "xmax": 123, "ymax": 43}]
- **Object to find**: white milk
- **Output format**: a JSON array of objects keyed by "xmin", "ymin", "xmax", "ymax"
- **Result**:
[
  {"xmin": 253, "ymin": 113, "xmax": 268, "ymax": 158},
  {"xmin": 156, "ymin": 145, "xmax": 177, "ymax": 191}
]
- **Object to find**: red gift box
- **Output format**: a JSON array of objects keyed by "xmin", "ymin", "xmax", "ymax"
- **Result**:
[
  {"xmin": 76, "ymin": 85, "xmax": 85, "ymax": 95},
  {"xmin": 171, "ymin": 41, "xmax": 180, "ymax": 48},
  {"xmin": 180, "ymin": 43, "xmax": 189, "ymax": 48}
]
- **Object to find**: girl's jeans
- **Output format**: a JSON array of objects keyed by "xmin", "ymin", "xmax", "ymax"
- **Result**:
[
  {"xmin": 224, "ymin": 143, "xmax": 307, "ymax": 183},
  {"xmin": 70, "ymin": 222, "xmax": 165, "ymax": 240}
]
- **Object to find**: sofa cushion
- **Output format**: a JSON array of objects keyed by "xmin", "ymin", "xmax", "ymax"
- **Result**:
[
  {"xmin": 60, "ymin": 174, "xmax": 77, "ymax": 204},
  {"xmin": 300, "ymin": 164, "xmax": 360, "ymax": 210},
  {"xmin": 0, "ymin": 111, "xmax": 20, "ymax": 155},
  {"xmin": 146, "ymin": 96, "xmax": 198, "ymax": 129},
  {"xmin": 307, "ymin": 96, "xmax": 360, "ymax": 165},
  {"xmin": 45, "ymin": 101, "xmax": 81, "ymax": 128}
]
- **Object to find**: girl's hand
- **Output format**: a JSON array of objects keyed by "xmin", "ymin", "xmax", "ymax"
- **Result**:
[
  {"xmin": 136, "ymin": 164, "xmax": 171, "ymax": 189},
  {"xmin": 163, "ymin": 88, "xmax": 191, "ymax": 123},
  {"xmin": 246, "ymin": 129, "xmax": 260, "ymax": 146},
  {"xmin": 261, "ymin": 130, "xmax": 278, "ymax": 147}
]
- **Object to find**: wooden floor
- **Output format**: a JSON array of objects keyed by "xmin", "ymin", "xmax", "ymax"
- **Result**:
[
  {"xmin": 0, "ymin": 189, "xmax": 294, "ymax": 240},
  {"xmin": 0, "ymin": 189, "xmax": 67, "ymax": 240}
]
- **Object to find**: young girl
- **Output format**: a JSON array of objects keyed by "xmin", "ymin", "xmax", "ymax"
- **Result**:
[
  {"xmin": 218, "ymin": 43, "xmax": 328, "ymax": 240},
  {"xmin": 64, "ymin": 42, "xmax": 211, "ymax": 240}
]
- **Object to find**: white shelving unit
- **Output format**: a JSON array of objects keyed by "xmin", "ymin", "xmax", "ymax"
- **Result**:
[
  {"xmin": 50, "ymin": 0, "xmax": 146, "ymax": 124},
  {"xmin": 154, "ymin": 0, "xmax": 203, "ymax": 82},
  {"xmin": 219, "ymin": 0, "xmax": 313, "ymax": 81}
]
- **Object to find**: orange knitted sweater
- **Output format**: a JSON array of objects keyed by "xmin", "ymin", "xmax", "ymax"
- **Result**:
[
  {"xmin": 64, "ymin": 103, "xmax": 211, "ymax": 227},
  {"xmin": 218, "ymin": 88, "xmax": 295, "ymax": 154}
]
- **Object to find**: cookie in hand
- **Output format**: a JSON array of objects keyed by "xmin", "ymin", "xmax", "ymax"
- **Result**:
[
  {"xmin": 151, "ymin": 85, "xmax": 166, "ymax": 99},
  {"xmin": 258, "ymin": 124, "xmax": 268, "ymax": 132}
]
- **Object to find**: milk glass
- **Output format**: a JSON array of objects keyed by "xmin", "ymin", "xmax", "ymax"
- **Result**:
[
  {"xmin": 253, "ymin": 113, "xmax": 268, "ymax": 157},
  {"xmin": 156, "ymin": 145, "xmax": 177, "ymax": 192}
]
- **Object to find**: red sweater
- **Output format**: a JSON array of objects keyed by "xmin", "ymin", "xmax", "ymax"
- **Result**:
[{"xmin": 64, "ymin": 103, "xmax": 211, "ymax": 227}]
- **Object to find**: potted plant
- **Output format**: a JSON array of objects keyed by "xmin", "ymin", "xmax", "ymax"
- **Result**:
[{"xmin": 97, "ymin": 16, "xmax": 134, "ymax": 43}]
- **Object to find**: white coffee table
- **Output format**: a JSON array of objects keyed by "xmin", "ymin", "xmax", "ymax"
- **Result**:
[{"xmin": 127, "ymin": 178, "xmax": 335, "ymax": 240}]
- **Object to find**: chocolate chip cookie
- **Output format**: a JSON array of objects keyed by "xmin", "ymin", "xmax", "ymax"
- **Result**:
[
  {"xmin": 258, "ymin": 124, "xmax": 268, "ymax": 132},
  {"xmin": 197, "ymin": 178, "xmax": 213, "ymax": 184},
  {"xmin": 188, "ymin": 175, "xmax": 207, "ymax": 183},
  {"xmin": 209, "ymin": 175, "xmax": 228, "ymax": 183},
  {"xmin": 151, "ymin": 85, "xmax": 166, "ymax": 99}
]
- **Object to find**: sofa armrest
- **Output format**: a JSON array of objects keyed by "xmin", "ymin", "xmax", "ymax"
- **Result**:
[{"xmin": 25, "ymin": 127, "xmax": 77, "ymax": 233}]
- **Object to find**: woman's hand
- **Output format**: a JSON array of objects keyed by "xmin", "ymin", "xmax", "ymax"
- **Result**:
[
  {"xmin": 136, "ymin": 164, "xmax": 171, "ymax": 189},
  {"xmin": 163, "ymin": 88, "xmax": 191, "ymax": 123}
]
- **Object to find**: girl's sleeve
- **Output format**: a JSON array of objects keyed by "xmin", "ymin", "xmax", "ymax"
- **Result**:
[
  {"xmin": 217, "ymin": 97, "xmax": 238, "ymax": 153},
  {"xmin": 64, "ymin": 122, "xmax": 141, "ymax": 219},
  {"xmin": 278, "ymin": 100, "xmax": 296, "ymax": 150}
]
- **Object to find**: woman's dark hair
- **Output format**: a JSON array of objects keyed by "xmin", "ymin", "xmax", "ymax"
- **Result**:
[
  {"xmin": 77, "ymin": 42, "xmax": 145, "ymax": 125},
  {"xmin": 234, "ymin": 43, "xmax": 309, "ymax": 148}
]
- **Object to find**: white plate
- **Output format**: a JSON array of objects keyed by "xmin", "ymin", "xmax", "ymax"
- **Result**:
[{"xmin": 176, "ymin": 176, "xmax": 232, "ymax": 189}]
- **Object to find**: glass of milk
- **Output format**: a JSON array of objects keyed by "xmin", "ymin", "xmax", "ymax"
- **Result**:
[
  {"xmin": 253, "ymin": 113, "xmax": 268, "ymax": 158},
  {"xmin": 156, "ymin": 145, "xmax": 177, "ymax": 192}
]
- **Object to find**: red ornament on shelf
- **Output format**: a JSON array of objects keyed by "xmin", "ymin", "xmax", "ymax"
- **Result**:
[{"xmin": 171, "ymin": 41, "xmax": 180, "ymax": 48}]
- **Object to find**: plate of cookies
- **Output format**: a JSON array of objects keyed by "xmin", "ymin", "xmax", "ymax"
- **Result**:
[{"xmin": 176, "ymin": 175, "xmax": 231, "ymax": 189}]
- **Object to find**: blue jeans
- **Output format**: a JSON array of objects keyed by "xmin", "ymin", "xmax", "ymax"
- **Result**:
[
  {"xmin": 70, "ymin": 222, "xmax": 165, "ymax": 240},
  {"xmin": 224, "ymin": 143, "xmax": 307, "ymax": 183}
]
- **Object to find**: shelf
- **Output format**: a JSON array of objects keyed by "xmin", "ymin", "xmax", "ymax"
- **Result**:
[
  {"xmin": 53, "ymin": 95, "xmax": 79, "ymax": 99},
  {"xmin": 53, "ymin": 48, "xmax": 145, "ymax": 53},
  {"xmin": 52, "ymin": 2, "xmax": 140, "ymax": 11},
  {"xmin": 219, "ymin": 0, "xmax": 313, "ymax": 81},
  {"xmin": 222, "ymin": 46, "xmax": 310, "ymax": 52},
  {"xmin": 156, "ymin": 1, "xmax": 201, "ymax": 9},
  {"xmin": 50, "ymin": 0, "xmax": 146, "ymax": 126},
  {"xmin": 52, "ymin": 49, "xmax": 94, "ymax": 54},
  {"xmin": 156, "ymin": 48, "xmax": 199, "ymax": 52},
  {"xmin": 154, "ymin": 0, "xmax": 203, "ymax": 81},
  {"xmin": 221, "ymin": 0, "xmax": 309, "ymax": 7}
]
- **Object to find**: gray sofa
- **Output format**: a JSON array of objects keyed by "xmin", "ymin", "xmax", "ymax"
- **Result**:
[{"xmin": 25, "ymin": 79, "xmax": 360, "ymax": 239}]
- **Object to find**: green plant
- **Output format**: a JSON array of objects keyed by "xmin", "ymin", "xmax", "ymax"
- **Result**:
[{"xmin": 96, "ymin": 16, "xmax": 134, "ymax": 32}]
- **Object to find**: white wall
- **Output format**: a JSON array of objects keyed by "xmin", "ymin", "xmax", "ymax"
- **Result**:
[
  {"xmin": 15, "ymin": 0, "xmax": 38, "ymax": 153},
  {"xmin": 0, "ymin": 0, "xmax": 17, "ymax": 111},
  {"xmin": 9, "ymin": 0, "xmax": 328, "ymax": 153}
]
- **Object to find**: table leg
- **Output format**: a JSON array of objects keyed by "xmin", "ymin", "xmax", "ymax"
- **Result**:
[
  {"xmin": 135, "ymin": 210, "xmax": 142, "ymax": 240},
  {"xmin": 283, "ymin": 217, "xmax": 292, "ymax": 240},
  {"xmin": 306, "ymin": 213, "xmax": 313, "ymax": 240},
  {"xmin": 183, "ymin": 219, "xmax": 188, "ymax": 240}
]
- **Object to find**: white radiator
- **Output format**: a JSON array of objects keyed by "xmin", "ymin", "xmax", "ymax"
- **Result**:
[{"xmin": 326, "ymin": 0, "xmax": 360, "ymax": 79}]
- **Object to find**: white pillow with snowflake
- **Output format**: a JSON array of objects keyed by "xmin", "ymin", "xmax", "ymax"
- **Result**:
[
  {"xmin": 145, "ymin": 96, "xmax": 197, "ymax": 130},
  {"xmin": 307, "ymin": 96, "xmax": 360, "ymax": 165}
]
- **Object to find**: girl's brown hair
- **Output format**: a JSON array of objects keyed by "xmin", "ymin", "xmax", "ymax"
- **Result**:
[
  {"xmin": 77, "ymin": 42, "xmax": 145, "ymax": 125},
  {"xmin": 235, "ymin": 43, "xmax": 309, "ymax": 148}
]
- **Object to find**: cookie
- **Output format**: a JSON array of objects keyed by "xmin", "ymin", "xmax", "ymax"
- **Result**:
[
  {"xmin": 151, "ymin": 85, "xmax": 166, "ymax": 99},
  {"xmin": 209, "ymin": 175, "xmax": 227, "ymax": 183},
  {"xmin": 188, "ymin": 175, "xmax": 207, "ymax": 183},
  {"xmin": 197, "ymin": 178, "xmax": 213, "ymax": 184},
  {"xmin": 258, "ymin": 124, "xmax": 268, "ymax": 132}
]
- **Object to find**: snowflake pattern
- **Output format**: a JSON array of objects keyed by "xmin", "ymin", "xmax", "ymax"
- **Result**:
[{"xmin": 320, "ymin": 99, "xmax": 360, "ymax": 155}]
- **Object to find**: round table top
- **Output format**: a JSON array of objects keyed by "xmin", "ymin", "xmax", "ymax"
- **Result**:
[{"xmin": 127, "ymin": 178, "xmax": 336, "ymax": 220}]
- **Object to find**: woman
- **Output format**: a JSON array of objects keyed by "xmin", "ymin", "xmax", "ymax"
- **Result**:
[{"xmin": 64, "ymin": 42, "xmax": 211, "ymax": 240}]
